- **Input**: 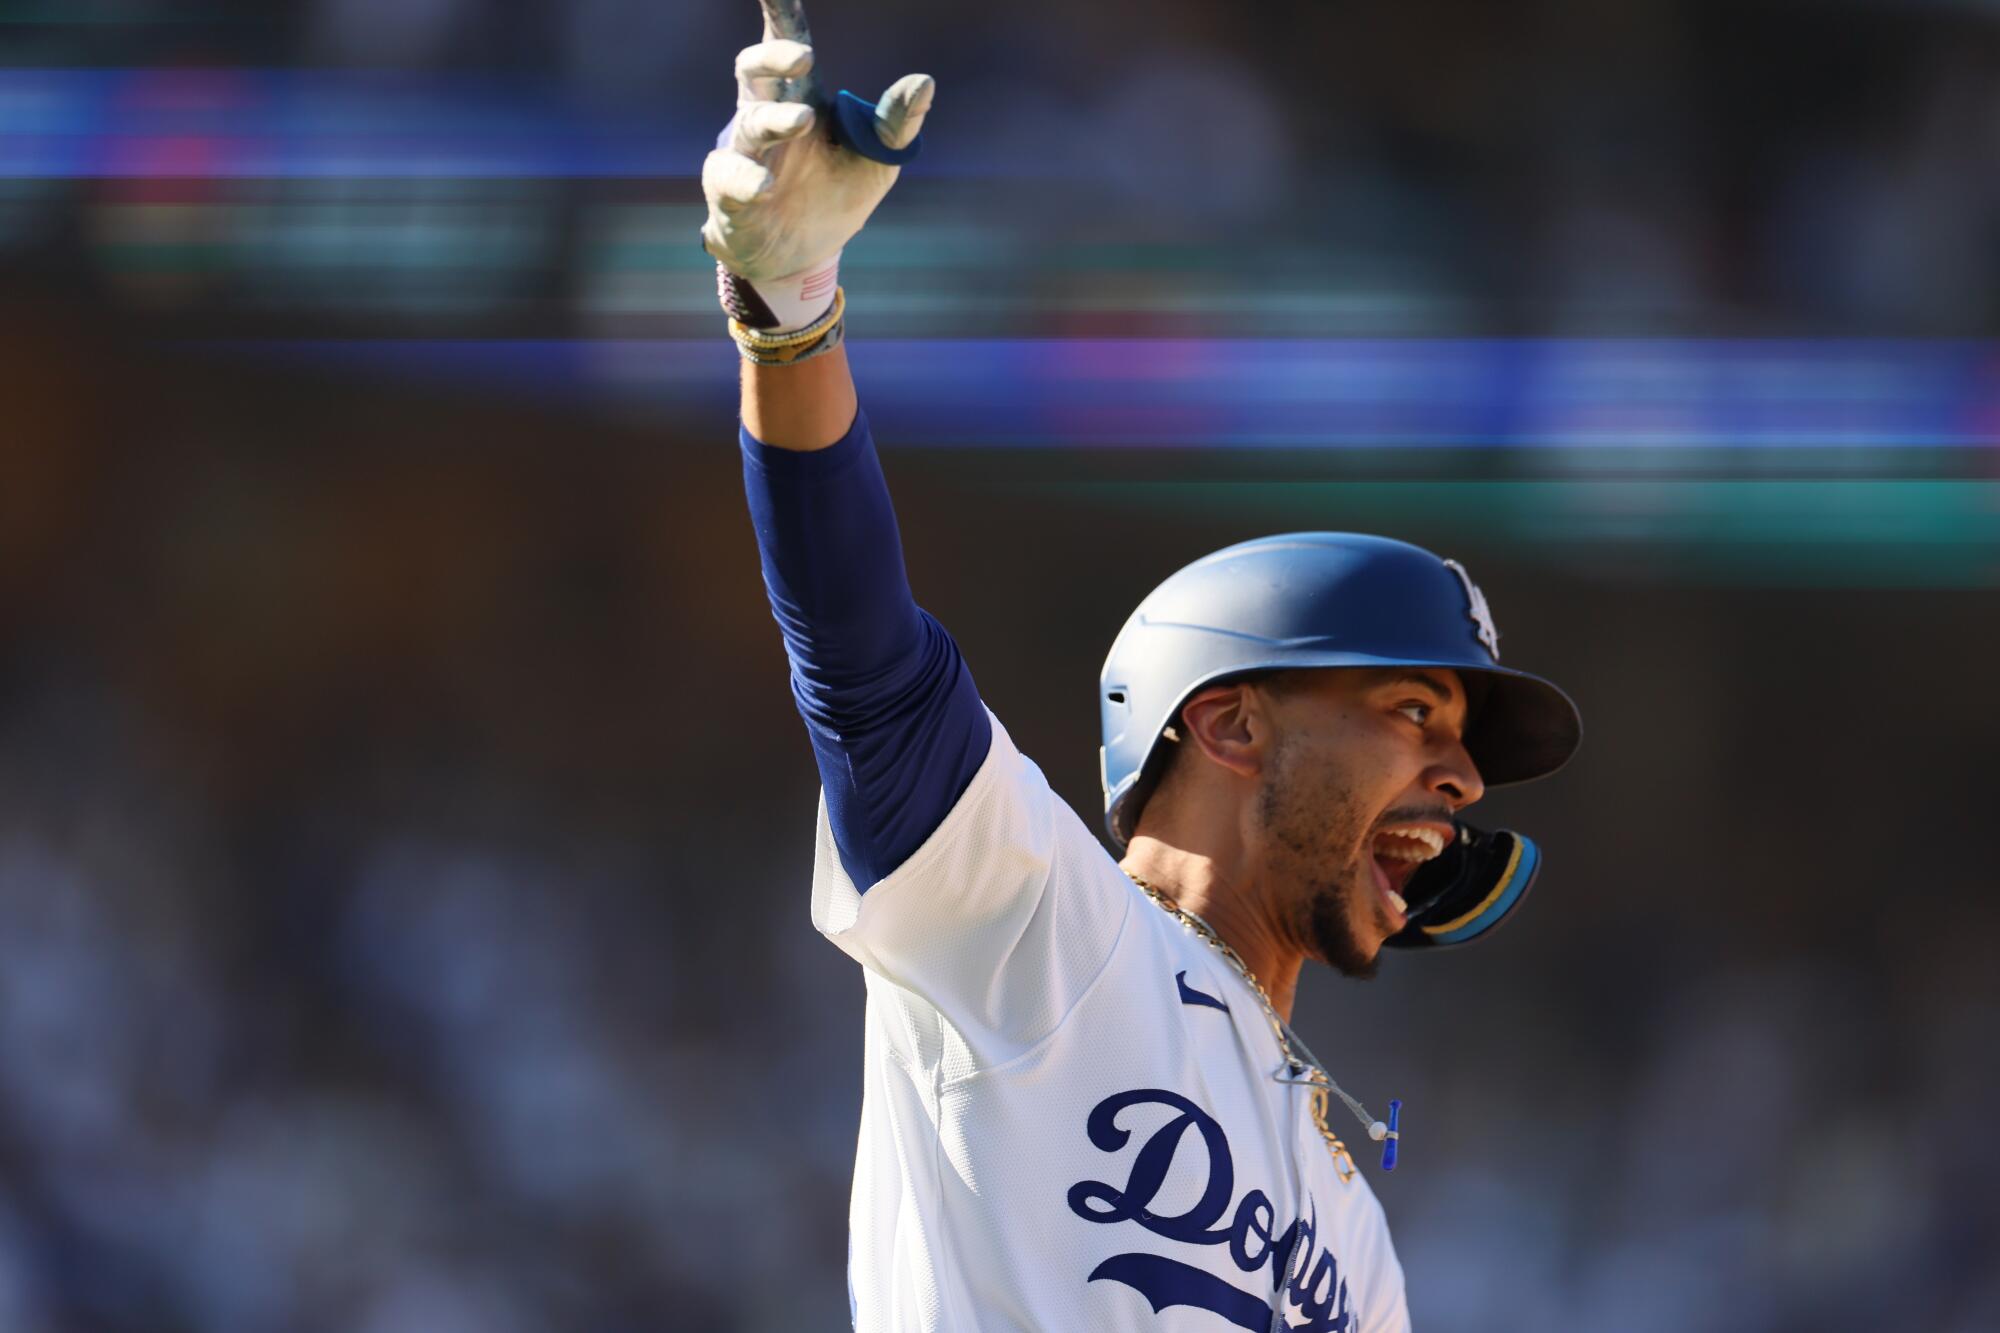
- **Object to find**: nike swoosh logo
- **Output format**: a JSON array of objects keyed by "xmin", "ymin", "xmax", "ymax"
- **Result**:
[{"xmin": 1176, "ymin": 970, "xmax": 1229, "ymax": 1012}]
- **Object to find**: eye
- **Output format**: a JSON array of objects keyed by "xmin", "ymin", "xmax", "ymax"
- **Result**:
[{"xmin": 1396, "ymin": 701, "xmax": 1432, "ymax": 727}]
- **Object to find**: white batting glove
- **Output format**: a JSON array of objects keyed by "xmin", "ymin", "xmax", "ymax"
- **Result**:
[{"xmin": 701, "ymin": 31, "xmax": 934, "ymax": 333}]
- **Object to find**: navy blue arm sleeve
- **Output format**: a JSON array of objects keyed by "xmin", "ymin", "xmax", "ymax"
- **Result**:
[{"xmin": 740, "ymin": 408, "xmax": 992, "ymax": 888}]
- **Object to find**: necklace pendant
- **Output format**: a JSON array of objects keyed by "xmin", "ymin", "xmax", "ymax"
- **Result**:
[
  {"xmin": 1130, "ymin": 875, "xmax": 1368, "ymax": 1183},
  {"xmin": 1309, "ymin": 1085, "xmax": 1358, "ymax": 1183}
]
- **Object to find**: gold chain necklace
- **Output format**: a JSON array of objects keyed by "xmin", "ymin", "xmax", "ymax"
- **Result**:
[{"xmin": 1127, "ymin": 873, "xmax": 1392, "ymax": 1183}]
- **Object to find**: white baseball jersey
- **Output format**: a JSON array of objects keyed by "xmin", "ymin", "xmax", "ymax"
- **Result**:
[{"xmin": 812, "ymin": 710, "xmax": 1412, "ymax": 1332}]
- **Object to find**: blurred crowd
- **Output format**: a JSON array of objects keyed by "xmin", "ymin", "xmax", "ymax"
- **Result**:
[
  {"xmin": 2, "ymin": 0, "xmax": 1998, "ymax": 1330},
  {"xmin": 2, "ymin": 672, "xmax": 1995, "ymax": 1332}
]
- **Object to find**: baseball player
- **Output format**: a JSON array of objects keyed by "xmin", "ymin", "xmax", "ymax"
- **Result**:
[{"xmin": 705, "ymin": 6, "xmax": 1583, "ymax": 1328}]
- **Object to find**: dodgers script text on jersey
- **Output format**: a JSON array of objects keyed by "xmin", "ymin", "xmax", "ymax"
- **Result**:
[{"xmin": 812, "ymin": 713, "xmax": 1411, "ymax": 1332}]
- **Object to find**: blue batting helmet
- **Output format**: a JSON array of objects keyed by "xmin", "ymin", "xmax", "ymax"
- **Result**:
[{"xmin": 1098, "ymin": 533, "xmax": 1581, "ymax": 852}]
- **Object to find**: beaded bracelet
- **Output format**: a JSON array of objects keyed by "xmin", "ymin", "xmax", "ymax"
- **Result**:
[
  {"xmin": 728, "ymin": 287, "xmax": 846, "ymax": 366},
  {"xmin": 733, "ymin": 312, "xmax": 846, "ymax": 367}
]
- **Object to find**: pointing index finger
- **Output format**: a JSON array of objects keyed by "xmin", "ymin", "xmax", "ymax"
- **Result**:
[{"xmin": 757, "ymin": 0, "xmax": 821, "ymax": 104}]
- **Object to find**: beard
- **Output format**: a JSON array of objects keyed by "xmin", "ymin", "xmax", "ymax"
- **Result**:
[
  {"xmin": 1256, "ymin": 735, "xmax": 1383, "ymax": 981},
  {"xmin": 1303, "ymin": 882, "xmax": 1381, "ymax": 980}
]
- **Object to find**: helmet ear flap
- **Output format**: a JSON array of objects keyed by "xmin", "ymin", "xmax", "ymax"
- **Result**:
[
  {"xmin": 1111, "ymin": 712, "xmax": 1188, "ymax": 848},
  {"xmin": 1387, "ymin": 824, "xmax": 1541, "ymax": 950}
]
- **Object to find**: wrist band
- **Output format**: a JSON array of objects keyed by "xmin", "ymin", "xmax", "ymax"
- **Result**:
[
  {"xmin": 730, "ymin": 287, "xmax": 846, "ymax": 366},
  {"xmin": 717, "ymin": 255, "xmax": 840, "ymax": 333}
]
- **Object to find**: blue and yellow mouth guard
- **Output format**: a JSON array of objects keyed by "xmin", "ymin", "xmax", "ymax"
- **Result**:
[{"xmin": 1387, "ymin": 822, "xmax": 1542, "ymax": 950}]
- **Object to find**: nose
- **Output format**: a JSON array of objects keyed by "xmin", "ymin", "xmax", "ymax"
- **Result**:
[{"xmin": 1426, "ymin": 738, "xmax": 1486, "ymax": 809}]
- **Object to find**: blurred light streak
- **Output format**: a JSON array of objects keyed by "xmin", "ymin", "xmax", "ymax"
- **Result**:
[
  {"xmin": 1061, "ymin": 480, "xmax": 2000, "ymax": 584},
  {"xmin": 0, "ymin": 66, "xmax": 1104, "ymax": 182},
  {"xmin": 0, "ymin": 68, "xmax": 700, "ymax": 179},
  {"xmin": 225, "ymin": 335, "xmax": 2000, "ymax": 580},
  {"xmin": 258, "ymin": 337, "xmax": 2000, "ymax": 451}
]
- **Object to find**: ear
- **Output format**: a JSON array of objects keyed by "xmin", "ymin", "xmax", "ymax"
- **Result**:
[{"xmin": 1175, "ymin": 682, "xmax": 1269, "ymax": 781}]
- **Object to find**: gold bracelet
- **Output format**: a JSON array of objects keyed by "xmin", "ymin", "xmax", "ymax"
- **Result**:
[
  {"xmin": 728, "ymin": 287, "xmax": 845, "ymax": 352},
  {"xmin": 734, "ymin": 316, "xmax": 845, "ymax": 367}
]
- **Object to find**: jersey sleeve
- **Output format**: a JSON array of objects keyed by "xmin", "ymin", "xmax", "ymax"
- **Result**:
[
  {"xmin": 809, "ymin": 709, "xmax": 1133, "ymax": 1069},
  {"xmin": 1353, "ymin": 1193, "xmax": 1412, "ymax": 1333},
  {"xmin": 740, "ymin": 409, "xmax": 991, "ymax": 888},
  {"xmin": 744, "ymin": 407, "xmax": 1129, "ymax": 1067}
]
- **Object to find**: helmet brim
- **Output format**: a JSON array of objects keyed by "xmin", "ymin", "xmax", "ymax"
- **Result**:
[{"xmin": 1457, "ymin": 664, "xmax": 1582, "ymax": 788}]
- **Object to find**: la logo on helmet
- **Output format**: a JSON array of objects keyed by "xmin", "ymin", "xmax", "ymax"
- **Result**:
[{"xmin": 1442, "ymin": 559, "xmax": 1501, "ymax": 660}]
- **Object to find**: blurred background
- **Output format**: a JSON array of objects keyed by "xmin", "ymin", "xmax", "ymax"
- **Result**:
[{"xmin": 2, "ymin": 0, "xmax": 1998, "ymax": 1329}]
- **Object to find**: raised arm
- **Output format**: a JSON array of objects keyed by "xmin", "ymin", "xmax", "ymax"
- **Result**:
[
  {"xmin": 740, "ymin": 344, "xmax": 856, "ymax": 452},
  {"xmin": 702, "ymin": 6, "xmax": 989, "ymax": 887}
]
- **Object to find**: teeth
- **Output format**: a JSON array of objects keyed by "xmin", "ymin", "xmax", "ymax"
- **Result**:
[
  {"xmin": 1374, "ymin": 826, "xmax": 1446, "ymax": 862},
  {"xmin": 1387, "ymin": 889, "xmax": 1408, "ymax": 914}
]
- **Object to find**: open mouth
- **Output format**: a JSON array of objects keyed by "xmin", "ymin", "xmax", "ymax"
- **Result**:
[{"xmin": 1369, "ymin": 824, "xmax": 1453, "ymax": 924}]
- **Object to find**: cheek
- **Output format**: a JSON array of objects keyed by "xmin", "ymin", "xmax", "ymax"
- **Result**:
[
  {"xmin": 1341, "ymin": 725, "xmax": 1432, "ymax": 803},
  {"xmin": 1306, "ymin": 733, "xmax": 1408, "ymax": 814},
  {"xmin": 1268, "ymin": 717, "xmax": 1427, "ymax": 853},
  {"xmin": 1269, "ymin": 750, "xmax": 1374, "ymax": 858}
]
